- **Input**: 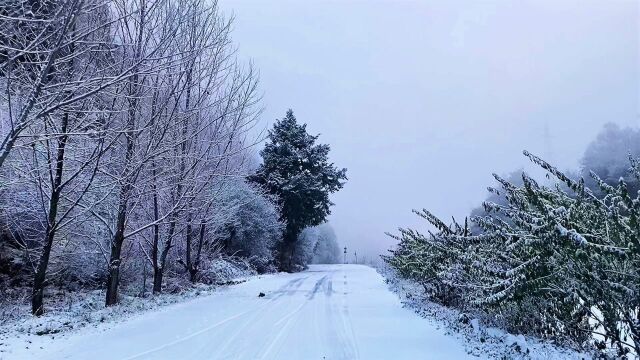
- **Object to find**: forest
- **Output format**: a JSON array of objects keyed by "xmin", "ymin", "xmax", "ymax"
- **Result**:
[{"xmin": 0, "ymin": 0, "xmax": 345, "ymax": 319}]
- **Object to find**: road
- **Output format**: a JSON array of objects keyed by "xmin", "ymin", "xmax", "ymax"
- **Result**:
[{"xmin": 14, "ymin": 265, "xmax": 475, "ymax": 359}]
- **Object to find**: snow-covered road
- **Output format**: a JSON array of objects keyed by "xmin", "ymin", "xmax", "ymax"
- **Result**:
[{"xmin": 11, "ymin": 265, "xmax": 476, "ymax": 359}]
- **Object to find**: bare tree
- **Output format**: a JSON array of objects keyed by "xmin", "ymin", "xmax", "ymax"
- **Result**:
[
  {"xmin": 103, "ymin": 0, "xmax": 185, "ymax": 306},
  {"xmin": 0, "ymin": 0, "xmax": 265, "ymax": 313},
  {"xmin": 144, "ymin": 0, "xmax": 261, "ymax": 293},
  {"xmin": 0, "ymin": 0, "xmax": 143, "ymax": 169}
]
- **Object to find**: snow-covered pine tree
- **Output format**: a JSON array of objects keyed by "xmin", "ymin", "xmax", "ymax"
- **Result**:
[{"xmin": 249, "ymin": 110, "xmax": 347, "ymax": 272}]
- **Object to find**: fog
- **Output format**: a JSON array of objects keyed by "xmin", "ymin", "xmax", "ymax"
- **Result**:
[{"xmin": 221, "ymin": 0, "xmax": 639, "ymax": 260}]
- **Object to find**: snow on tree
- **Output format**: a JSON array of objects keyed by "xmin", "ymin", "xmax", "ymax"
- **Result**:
[
  {"xmin": 581, "ymin": 122, "xmax": 640, "ymax": 197},
  {"xmin": 285, "ymin": 223, "xmax": 341, "ymax": 269},
  {"xmin": 311, "ymin": 224, "xmax": 341, "ymax": 264},
  {"xmin": 249, "ymin": 110, "xmax": 347, "ymax": 272},
  {"xmin": 0, "ymin": 0, "xmax": 264, "ymax": 314},
  {"xmin": 468, "ymin": 169, "xmax": 525, "ymax": 234},
  {"xmin": 291, "ymin": 227, "xmax": 320, "ymax": 271},
  {"xmin": 209, "ymin": 179, "xmax": 283, "ymax": 273},
  {"xmin": 385, "ymin": 150, "xmax": 640, "ymax": 356}
]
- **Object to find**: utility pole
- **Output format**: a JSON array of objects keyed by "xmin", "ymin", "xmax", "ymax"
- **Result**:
[{"xmin": 343, "ymin": 246, "xmax": 347, "ymax": 264}]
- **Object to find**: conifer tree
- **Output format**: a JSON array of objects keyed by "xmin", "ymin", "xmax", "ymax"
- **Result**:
[{"xmin": 249, "ymin": 110, "xmax": 347, "ymax": 271}]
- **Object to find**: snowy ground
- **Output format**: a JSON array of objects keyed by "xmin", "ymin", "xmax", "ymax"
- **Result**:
[
  {"xmin": 382, "ymin": 269, "xmax": 591, "ymax": 360},
  {"xmin": 3, "ymin": 264, "xmax": 478, "ymax": 360}
]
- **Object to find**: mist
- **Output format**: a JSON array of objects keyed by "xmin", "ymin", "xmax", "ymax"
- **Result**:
[{"xmin": 223, "ymin": 0, "xmax": 639, "ymax": 260}]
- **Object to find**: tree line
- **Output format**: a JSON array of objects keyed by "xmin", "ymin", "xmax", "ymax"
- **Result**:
[{"xmin": 0, "ymin": 0, "xmax": 346, "ymax": 317}]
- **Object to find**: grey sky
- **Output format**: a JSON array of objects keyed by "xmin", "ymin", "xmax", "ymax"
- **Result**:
[{"xmin": 221, "ymin": 0, "xmax": 639, "ymax": 260}]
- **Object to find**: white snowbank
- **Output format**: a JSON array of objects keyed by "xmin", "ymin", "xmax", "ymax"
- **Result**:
[{"xmin": 380, "ymin": 267, "xmax": 591, "ymax": 359}]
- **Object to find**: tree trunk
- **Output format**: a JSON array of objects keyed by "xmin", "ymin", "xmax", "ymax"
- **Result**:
[
  {"xmin": 150, "ymin": 161, "xmax": 160, "ymax": 292},
  {"xmin": 193, "ymin": 222, "xmax": 206, "ymax": 281},
  {"xmin": 188, "ymin": 221, "xmax": 205, "ymax": 283},
  {"xmin": 184, "ymin": 211, "xmax": 193, "ymax": 281},
  {"xmin": 278, "ymin": 241, "xmax": 289, "ymax": 272},
  {"xmin": 153, "ymin": 221, "xmax": 176, "ymax": 294},
  {"xmin": 32, "ymin": 229, "xmax": 56, "ymax": 315},
  {"xmin": 31, "ymin": 112, "xmax": 69, "ymax": 316},
  {"xmin": 105, "ymin": 219, "xmax": 125, "ymax": 306},
  {"xmin": 141, "ymin": 258, "xmax": 147, "ymax": 297},
  {"xmin": 279, "ymin": 229, "xmax": 298, "ymax": 272},
  {"xmin": 104, "ymin": 0, "xmax": 145, "ymax": 307},
  {"xmin": 152, "ymin": 66, "xmax": 191, "ymax": 291},
  {"xmin": 105, "ymin": 162, "xmax": 134, "ymax": 306},
  {"xmin": 152, "ymin": 267, "xmax": 163, "ymax": 294},
  {"xmin": 105, "ymin": 147, "xmax": 134, "ymax": 306},
  {"xmin": 288, "ymin": 245, "xmax": 295, "ymax": 272}
]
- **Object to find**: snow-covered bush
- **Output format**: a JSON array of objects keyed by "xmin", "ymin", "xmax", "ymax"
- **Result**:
[
  {"xmin": 385, "ymin": 150, "xmax": 640, "ymax": 357},
  {"xmin": 199, "ymin": 256, "xmax": 256, "ymax": 285},
  {"xmin": 383, "ymin": 212, "xmax": 468, "ymax": 308},
  {"xmin": 311, "ymin": 224, "xmax": 341, "ymax": 264},
  {"xmin": 289, "ymin": 227, "xmax": 319, "ymax": 271},
  {"xmin": 287, "ymin": 223, "xmax": 341, "ymax": 270},
  {"xmin": 210, "ymin": 179, "xmax": 283, "ymax": 273}
]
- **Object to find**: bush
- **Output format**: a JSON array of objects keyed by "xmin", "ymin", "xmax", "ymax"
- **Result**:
[{"xmin": 385, "ymin": 150, "xmax": 639, "ymax": 356}]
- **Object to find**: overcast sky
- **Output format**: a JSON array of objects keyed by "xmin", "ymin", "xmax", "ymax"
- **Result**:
[{"xmin": 221, "ymin": 0, "xmax": 639, "ymax": 261}]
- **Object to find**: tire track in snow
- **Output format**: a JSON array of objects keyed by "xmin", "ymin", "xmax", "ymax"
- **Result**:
[
  {"xmin": 210, "ymin": 275, "xmax": 312, "ymax": 359},
  {"xmin": 335, "ymin": 269, "xmax": 360, "ymax": 359},
  {"xmin": 120, "ymin": 310, "xmax": 251, "ymax": 360},
  {"xmin": 14, "ymin": 265, "xmax": 480, "ymax": 360},
  {"xmin": 123, "ymin": 275, "xmax": 311, "ymax": 360},
  {"xmin": 256, "ymin": 302, "xmax": 307, "ymax": 360},
  {"xmin": 307, "ymin": 275, "xmax": 328, "ymax": 300},
  {"xmin": 269, "ymin": 276, "xmax": 307, "ymax": 299},
  {"xmin": 256, "ymin": 273, "xmax": 330, "ymax": 359}
]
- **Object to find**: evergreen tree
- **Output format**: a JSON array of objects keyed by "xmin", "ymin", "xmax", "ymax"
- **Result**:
[{"xmin": 249, "ymin": 110, "xmax": 347, "ymax": 271}]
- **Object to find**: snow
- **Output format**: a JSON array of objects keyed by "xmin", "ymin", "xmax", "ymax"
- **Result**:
[
  {"xmin": 2, "ymin": 265, "xmax": 477, "ymax": 360},
  {"xmin": 382, "ymin": 270, "xmax": 591, "ymax": 360},
  {"xmin": 555, "ymin": 224, "xmax": 588, "ymax": 246},
  {"xmin": 470, "ymin": 318, "xmax": 480, "ymax": 334}
]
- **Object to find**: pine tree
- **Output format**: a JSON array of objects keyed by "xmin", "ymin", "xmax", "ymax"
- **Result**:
[{"xmin": 249, "ymin": 110, "xmax": 347, "ymax": 271}]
